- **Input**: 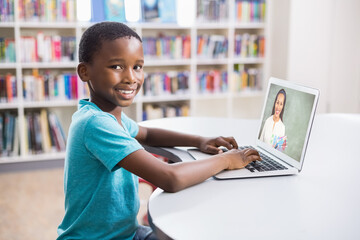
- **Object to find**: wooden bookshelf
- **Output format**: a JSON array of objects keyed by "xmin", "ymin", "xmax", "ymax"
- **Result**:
[{"xmin": 0, "ymin": 0, "xmax": 269, "ymax": 164}]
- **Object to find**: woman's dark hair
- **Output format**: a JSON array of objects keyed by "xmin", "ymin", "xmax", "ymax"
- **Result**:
[
  {"xmin": 78, "ymin": 21, "xmax": 142, "ymax": 63},
  {"xmin": 271, "ymin": 89, "xmax": 286, "ymax": 121}
]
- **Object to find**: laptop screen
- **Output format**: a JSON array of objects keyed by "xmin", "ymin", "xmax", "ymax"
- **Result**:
[{"xmin": 257, "ymin": 78, "xmax": 319, "ymax": 168}]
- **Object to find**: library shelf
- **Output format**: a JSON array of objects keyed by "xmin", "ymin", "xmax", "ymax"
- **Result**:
[
  {"xmin": 193, "ymin": 92, "xmax": 230, "ymax": 100},
  {"xmin": 139, "ymin": 23, "xmax": 191, "ymax": 30},
  {"xmin": 233, "ymin": 57, "xmax": 265, "ymax": 64},
  {"xmin": 0, "ymin": 22, "xmax": 16, "ymax": 28},
  {"xmin": 0, "ymin": 102, "xmax": 18, "ymax": 109},
  {"xmin": 144, "ymin": 59, "xmax": 192, "ymax": 67},
  {"xmin": 232, "ymin": 90, "xmax": 264, "ymax": 98},
  {"xmin": 23, "ymin": 100, "xmax": 78, "ymax": 108},
  {"xmin": 18, "ymin": 22, "xmax": 77, "ymax": 29},
  {"xmin": 195, "ymin": 22, "xmax": 230, "ymax": 29},
  {"xmin": 0, "ymin": 152, "xmax": 66, "ymax": 164},
  {"xmin": 21, "ymin": 62, "xmax": 77, "ymax": 69},
  {"xmin": 234, "ymin": 22, "xmax": 266, "ymax": 29},
  {"xmin": 0, "ymin": 0, "xmax": 269, "ymax": 164},
  {"xmin": 196, "ymin": 58, "xmax": 229, "ymax": 65},
  {"xmin": 0, "ymin": 63, "xmax": 17, "ymax": 69},
  {"xmin": 142, "ymin": 95, "xmax": 191, "ymax": 103}
]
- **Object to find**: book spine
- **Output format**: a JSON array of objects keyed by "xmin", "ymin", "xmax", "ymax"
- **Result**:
[
  {"xmin": 0, "ymin": 73, "xmax": 17, "ymax": 103},
  {"xmin": 196, "ymin": 0, "xmax": 228, "ymax": 22},
  {"xmin": 142, "ymin": 34, "xmax": 191, "ymax": 60},
  {"xmin": 197, "ymin": 34, "xmax": 228, "ymax": 59},
  {"xmin": 234, "ymin": 33, "xmax": 265, "ymax": 58},
  {"xmin": 197, "ymin": 70, "xmax": 228, "ymax": 93},
  {"xmin": 0, "ymin": 114, "xmax": 3, "ymax": 155},
  {"xmin": 143, "ymin": 103, "xmax": 190, "ymax": 121},
  {"xmin": 33, "ymin": 112, "xmax": 43, "ymax": 153},
  {"xmin": 235, "ymin": 0, "xmax": 266, "ymax": 22},
  {"xmin": 20, "ymin": 33, "xmax": 75, "ymax": 63},
  {"xmin": 143, "ymin": 71, "xmax": 189, "ymax": 97},
  {"xmin": 48, "ymin": 112, "xmax": 66, "ymax": 151},
  {"xmin": 23, "ymin": 110, "xmax": 66, "ymax": 155},
  {"xmin": 0, "ymin": 0, "xmax": 15, "ymax": 21},
  {"xmin": 0, "ymin": 38, "xmax": 5, "ymax": 62},
  {"xmin": 22, "ymin": 71, "xmax": 78, "ymax": 101},
  {"xmin": 5, "ymin": 73, "xmax": 13, "ymax": 102},
  {"xmin": 5, "ymin": 38, "xmax": 16, "ymax": 63},
  {"xmin": 18, "ymin": 0, "xmax": 76, "ymax": 22},
  {"xmin": 233, "ymin": 64, "xmax": 262, "ymax": 91}
]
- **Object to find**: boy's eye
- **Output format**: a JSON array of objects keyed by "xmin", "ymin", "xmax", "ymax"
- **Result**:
[
  {"xmin": 134, "ymin": 65, "xmax": 143, "ymax": 71},
  {"xmin": 110, "ymin": 65, "xmax": 123, "ymax": 70}
]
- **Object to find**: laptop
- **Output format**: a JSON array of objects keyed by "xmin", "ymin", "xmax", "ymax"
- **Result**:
[{"xmin": 188, "ymin": 77, "xmax": 320, "ymax": 179}]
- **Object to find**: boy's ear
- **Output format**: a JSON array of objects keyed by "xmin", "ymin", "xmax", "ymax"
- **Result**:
[{"xmin": 77, "ymin": 63, "xmax": 90, "ymax": 82}]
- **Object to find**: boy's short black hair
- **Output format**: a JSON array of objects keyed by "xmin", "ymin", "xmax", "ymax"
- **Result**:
[{"xmin": 79, "ymin": 21, "xmax": 142, "ymax": 63}]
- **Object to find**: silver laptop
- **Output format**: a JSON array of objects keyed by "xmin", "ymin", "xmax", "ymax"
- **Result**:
[{"xmin": 188, "ymin": 77, "xmax": 320, "ymax": 179}]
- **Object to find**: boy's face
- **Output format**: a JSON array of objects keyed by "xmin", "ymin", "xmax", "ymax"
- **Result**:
[{"xmin": 82, "ymin": 37, "xmax": 144, "ymax": 109}]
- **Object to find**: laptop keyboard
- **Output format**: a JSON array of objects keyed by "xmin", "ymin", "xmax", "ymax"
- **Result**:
[{"xmin": 238, "ymin": 146, "xmax": 288, "ymax": 172}]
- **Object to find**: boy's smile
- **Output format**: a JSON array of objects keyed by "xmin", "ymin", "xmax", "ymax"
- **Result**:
[{"xmin": 80, "ymin": 37, "xmax": 144, "ymax": 112}]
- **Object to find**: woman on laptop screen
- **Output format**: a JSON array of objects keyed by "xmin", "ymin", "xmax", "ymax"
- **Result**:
[{"xmin": 260, "ymin": 89, "xmax": 287, "ymax": 151}]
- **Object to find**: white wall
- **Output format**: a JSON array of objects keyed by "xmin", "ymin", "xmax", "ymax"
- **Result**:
[
  {"xmin": 285, "ymin": 0, "xmax": 360, "ymax": 113},
  {"xmin": 268, "ymin": 0, "xmax": 290, "ymax": 80}
]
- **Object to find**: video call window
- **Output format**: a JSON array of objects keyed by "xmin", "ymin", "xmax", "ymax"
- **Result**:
[{"xmin": 258, "ymin": 83, "xmax": 316, "ymax": 162}]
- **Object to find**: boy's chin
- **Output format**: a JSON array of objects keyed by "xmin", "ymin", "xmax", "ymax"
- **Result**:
[{"xmin": 118, "ymin": 100, "xmax": 134, "ymax": 108}]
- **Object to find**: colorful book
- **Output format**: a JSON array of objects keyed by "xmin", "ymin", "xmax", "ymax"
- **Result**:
[
  {"xmin": 235, "ymin": 0, "xmax": 266, "ymax": 22},
  {"xmin": 142, "ymin": 0, "xmax": 160, "ymax": 22},
  {"xmin": 197, "ymin": 70, "xmax": 228, "ymax": 93},
  {"xmin": 18, "ymin": 0, "xmax": 76, "ymax": 22},
  {"xmin": 159, "ymin": 0, "xmax": 177, "ymax": 23},
  {"xmin": 104, "ymin": 0, "xmax": 126, "ymax": 22},
  {"xmin": 91, "ymin": 0, "xmax": 106, "ymax": 22},
  {"xmin": 233, "ymin": 64, "xmax": 262, "ymax": 91},
  {"xmin": 143, "ymin": 103, "xmax": 190, "ymax": 120}
]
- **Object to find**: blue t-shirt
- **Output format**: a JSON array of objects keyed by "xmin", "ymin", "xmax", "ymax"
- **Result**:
[{"xmin": 57, "ymin": 99, "xmax": 143, "ymax": 240}]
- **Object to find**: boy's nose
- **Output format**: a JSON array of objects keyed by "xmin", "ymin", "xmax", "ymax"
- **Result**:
[{"xmin": 123, "ymin": 68, "xmax": 136, "ymax": 84}]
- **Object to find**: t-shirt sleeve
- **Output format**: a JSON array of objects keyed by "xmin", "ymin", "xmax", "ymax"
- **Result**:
[
  {"xmin": 121, "ymin": 112, "xmax": 140, "ymax": 138},
  {"xmin": 84, "ymin": 114, "xmax": 143, "ymax": 172}
]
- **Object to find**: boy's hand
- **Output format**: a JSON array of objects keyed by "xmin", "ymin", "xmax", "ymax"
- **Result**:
[
  {"xmin": 199, "ymin": 136, "xmax": 239, "ymax": 154},
  {"xmin": 224, "ymin": 148, "xmax": 261, "ymax": 170}
]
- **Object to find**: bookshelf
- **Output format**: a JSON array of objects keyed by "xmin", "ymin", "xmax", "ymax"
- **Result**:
[{"xmin": 0, "ymin": 0, "xmax": 269, "ymax": 164}]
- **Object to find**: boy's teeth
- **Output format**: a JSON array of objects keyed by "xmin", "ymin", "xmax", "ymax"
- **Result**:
[{"xmin": 119, "ymin": 90, "xmax": 133, "ymax": 94}]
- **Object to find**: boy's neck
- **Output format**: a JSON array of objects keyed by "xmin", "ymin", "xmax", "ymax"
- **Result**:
[{"xmin": 90, "ymin": 97, "xmax": 123, "ymax": 123}]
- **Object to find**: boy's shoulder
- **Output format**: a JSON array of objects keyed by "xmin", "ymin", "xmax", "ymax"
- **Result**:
[{"xmin": 73, "ymin": 99, "xmax": 113, "ymax": 124}]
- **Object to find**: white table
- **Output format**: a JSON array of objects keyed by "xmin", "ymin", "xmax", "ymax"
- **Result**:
[{"xmin": 139, "ymin": 114, "xmax": 360, "ymax": 240}]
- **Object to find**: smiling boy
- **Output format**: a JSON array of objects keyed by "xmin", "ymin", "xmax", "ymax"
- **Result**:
[{"xmin": 57, "ymin": 22, "xmax": 260, "ymax": 240}]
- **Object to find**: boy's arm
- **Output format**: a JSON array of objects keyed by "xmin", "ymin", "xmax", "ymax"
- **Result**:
[
  {"xmin": 136, "ymin": 126, "xmax": 238, "ymax": 154},
  {"xmin": 118, "ymin": 147, "xmax": 260, "ymax": 193}
]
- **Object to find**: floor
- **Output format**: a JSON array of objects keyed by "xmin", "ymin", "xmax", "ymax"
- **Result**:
[{"xmin": 0, "ymin": 167, "xmax": 153, "ymax": 240}]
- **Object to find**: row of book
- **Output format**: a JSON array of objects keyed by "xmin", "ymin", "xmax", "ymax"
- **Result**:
[
  {"xmin": 18, "ymin": 0, "xmax": 76, "ymax": 22},
  {"xmin": 197, "ymin": 70, "xmax": 228, "ymax": 93},
  {"xmin": 142, "ymin": 35, "xmax": 191, "ymax": 59},
  {"xmin": 91, "ymin": 0, "xmax": 177, "ymax": 23},
  {"xmin": 235, "ymin": 0, "xmax": 266, "ymax": 23},
  {"xmin": 23, "ymin": 71, "xmax": 89, "ymax": 102},
  {"xmin": 0, "ymin": 74, "xmax": 17, "ymax": 103},
  {"xmin": 1, "ymin": 0, "xmax": 266, "ymax": 24},
  {"xmin": 24, "ymin": 109, "xmax": 66, "ymax": 155},
  {"xmin": 0, "ymin": 0, "xmax": 14, "ymax": 22},
  {"xmin": 234, "ymin": 33, "xmax": 265, "ymax": 58},
  {"xmin": 143, "ymin": 71, "xmax": 189, "ymax": 97},
  {"xmin": 0, "ymin": 111, "xmax": 18, "ymax": 157},
  {"xmin": 0, "ymin": 38, "xmax": 16, "ymax": 63},
  {"xmin": 197, "ymin": 0, "xmax": 228, "ymax": 22},
  {"xmin": 143, "ymin": 103, "xmax": 190, "ymax": 121},
  {"xmin": 197, "ymin": 34, "xmax": 228, "ymax": 59},
  {"xmin": 233, "ymin": 64, "xmax": 262, "ymax": 91},
  {"xmin": 20, "ymin": 34, "xmax": 76, "ymax": 63}
]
